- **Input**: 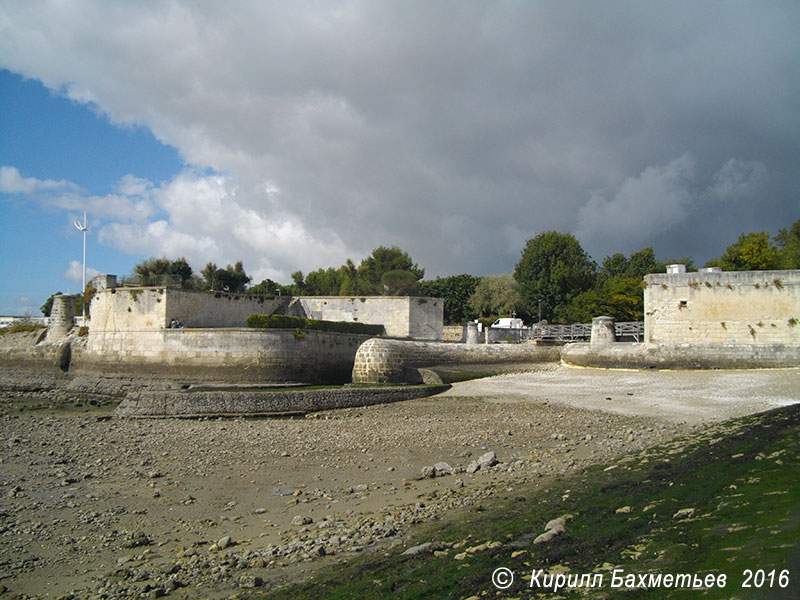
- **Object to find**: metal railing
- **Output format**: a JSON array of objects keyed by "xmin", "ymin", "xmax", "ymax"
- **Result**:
[{"xmin": 487, "ymin": 321, "xmax": 644, "ymax": 343}]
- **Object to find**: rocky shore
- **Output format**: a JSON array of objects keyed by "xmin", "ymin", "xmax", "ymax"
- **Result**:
[{"xmin": 2, "ymin": 364, "xmax": 796, "ymax": 599}]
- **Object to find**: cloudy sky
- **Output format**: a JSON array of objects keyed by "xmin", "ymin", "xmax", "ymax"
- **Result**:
[{"xmin": 1, "ymin": 1, "xmax": 798, "ymax": 315}]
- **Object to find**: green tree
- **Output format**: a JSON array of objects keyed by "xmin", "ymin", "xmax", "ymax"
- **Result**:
[
  {"xmin": 132, "ymin": 257, "xmax": 196, "ymax": 287},
  {"xmin": 468, "ymin": 274, "xmax": 525, "ymax": 320},
  {"xmin": 625, "ymin": 247, "xmax": 661, "ymax": 279},
  {"xmin": 202, "ymin": 261, "xmax": 251, "ymax": 292},
  {"xmin": 600, "ymin": 253, "xmax": 628, "ymax": 279},
  {"xmin": 304, "ymin": 267, "xmax": 348, "ymax": 295},
  {"xmin": 338, "ymin": 259, "xmax": 359, "ymax": 295},
  {"xmin": 558, "ymin": 288, "xmax": 604, "ymax": 323},
  {"xmin": 774, "ymin": 219, "xmax": 800, "ymax": 269},
  {"xmin": 356, "ymin": 246, "xmax": 425, "ymax": 295},
  {"xmin": 380, "ymin": 270, "xmax": 421, "ymax": 295},
  {"xmin": 248, "ymin": 278, "xmax": 292, "ymax": 296},
  {"xmin": 289, "ymin": 270, "xmax": 306, "ymax": 294},
  {"xmin": 706, "ymin": 231, "xmax": 778, "ymax": 271},
  {"xmin": 419, "ymin": 274, "xmax": 481, "ymax": 324},
  {"xmin": 560, "ymin": 275, "xmax": 645, "ymax": 323},
  {"xmin": 514, "ymin": 231, "xmax": 596, "ymax": 322}
]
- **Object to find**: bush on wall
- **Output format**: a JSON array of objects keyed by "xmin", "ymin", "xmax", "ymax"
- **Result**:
[{"xmin": 247, "ymin": 314, "xmax": 384, "ymax": 336}]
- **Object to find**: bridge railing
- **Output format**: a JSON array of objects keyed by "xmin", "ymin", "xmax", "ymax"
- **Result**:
[{"xmin": 488, "ymin": 321, "xmax": 643, "ymax": 343}]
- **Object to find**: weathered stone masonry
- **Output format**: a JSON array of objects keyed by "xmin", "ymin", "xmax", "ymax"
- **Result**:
[
  {"xmin": 352, "ymin": 338, "xmax": 561, "ymax": 383},
  {"xmin": 643, "ymin": 270, "xmax": 800, "ymax": 345}
]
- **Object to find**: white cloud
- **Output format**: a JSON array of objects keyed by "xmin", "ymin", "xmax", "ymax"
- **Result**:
[
  {"xmin": 0, "ymin": 166, "xmax": 79, "ymax": 194},
  {"xmin": 96, "ymin": 169, "xmax": 351, "ymax": 282},
  {"xmin": 63, "ymin": 260, "xmax": 101, "ymax": 285},
  {"xmin": 1, "ymin": 1, "xmax": 798, "ymax": 273}
]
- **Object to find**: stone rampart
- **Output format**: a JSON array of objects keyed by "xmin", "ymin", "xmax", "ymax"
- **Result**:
[
  {"xmin": 561, "ymin": 342, "xmax": 800, "ymax": 369},
  {"xmin": 115, "ymin": 384, "xmax": 451, "ymax": 418},
  {"xmin": 79, "ymin": 328, "xmax": 371, "ymax": 383},
  {"xmin": 89, "ymin": 287, "xmax": 288, "ymax": 331},
  {"xmin": 644, "ymin": 270, "xmax": 800, "ymax": 344},
  {"xmin": 352, "ymin": 338, "xmax": 562, "ymax": 383},
  {"xmin": 0, "ymin": 329, "xmax": 59, "ymax": 367}
]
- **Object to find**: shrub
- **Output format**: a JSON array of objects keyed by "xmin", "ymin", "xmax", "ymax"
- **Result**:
[
  {"xmin": 0, "ymin": 324, "xmax": 46, "ymax": 336},
  {"xmin": 246, "ymin": 314, "xmax": 307, "ymax": 329},
  {"xmin": 246, "ymin": 314, "xmax": 384, "ymax": 336}
]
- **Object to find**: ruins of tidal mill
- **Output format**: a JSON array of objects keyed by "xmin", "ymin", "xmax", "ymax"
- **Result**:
[{"xmin": 2, "ymin": 267, "xmax": 799, "ymax": 417}]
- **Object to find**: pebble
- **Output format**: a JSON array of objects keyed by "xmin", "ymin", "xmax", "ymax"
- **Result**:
[{"xmin": 0, "ymin": 364, "xmax": 693, "ymax": 599}]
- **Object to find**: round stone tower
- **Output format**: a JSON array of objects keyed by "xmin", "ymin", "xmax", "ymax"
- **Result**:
[
  {"xmin": 590, "ymin": 316, "xmax": 616, "ymax": 345},
  {"xmin": 47, "ymin": 295, "xmax": 76, "ymax": 342}
]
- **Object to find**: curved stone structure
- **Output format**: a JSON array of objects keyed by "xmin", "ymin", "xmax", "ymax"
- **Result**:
[
  {"xmin": 562, "ymin": 342, "xmax": 800, "ymax": 369},
  {"xmin": 47, "ymin": 295, "xmax": 76, "ymax": 342},
  {"xmin": 590, "ymin": 316, "xmax": 616, "ymax": 344},
  {"xmin": 352, "ymin": 338, "xmax": 562, "ymax": 383},
  {"xmin": 115, "ymin": 384, "xmax": 451, "ymax": 418},
  {"xmin": 80, "ymin": 328, "xmax": 373, "ymax": 384}
]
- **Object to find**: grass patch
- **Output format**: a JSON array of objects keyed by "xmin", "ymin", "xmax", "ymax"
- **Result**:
[
  {"xmin": 261, "ymin": 404, "xmax": 800, "ymax": 599},
  {"xmin": 0, "ymin": 323, "xmax": 46, "ymax": 336}
]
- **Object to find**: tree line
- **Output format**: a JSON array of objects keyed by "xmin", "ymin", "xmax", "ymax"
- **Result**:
[{"xmin": 42, "ymin": 219, "xmax": 800, "ymax": 323}]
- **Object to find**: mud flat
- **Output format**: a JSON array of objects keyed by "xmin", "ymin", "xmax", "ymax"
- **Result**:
[{"xmin": 1, "ymin": 365, "xmax": 798, "ymax": 598}]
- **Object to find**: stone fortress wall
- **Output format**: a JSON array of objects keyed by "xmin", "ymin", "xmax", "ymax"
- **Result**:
[
  {"xmin": 88, "ymin": 287, "xmax": 289, "ymax": 334},
  {"xmin": 5, "ymin": 267, "xmax": 800, "ymax": 393},
  {"xmin": 78, "ymin": 285, "xmax": 444, "ymax": 384},
  {"xmin": 287, "ymin": 296, "xmax": 442, "ymax": 340},
  {"xmin": 562, "ymin": 268, "xmax": 800, "ymax": 369},
  {"xmin": 643, "ymin": 269, "xmax": 800, "ymax": 344},
  {"xmin": 81, "ymin": 328, "xmax": 372, "ymax": 383}
]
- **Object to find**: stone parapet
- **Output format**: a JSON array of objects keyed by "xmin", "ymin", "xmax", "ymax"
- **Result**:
[
  {"xmin": 562, "ymin": 342, "xmax": 800, "ymax": 369},
  {"xmin": 81, "ymin": 328, "xmax": 371, "ymax": 383}
]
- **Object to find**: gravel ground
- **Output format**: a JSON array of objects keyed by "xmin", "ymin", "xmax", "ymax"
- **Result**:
[{"xmin": 1, "ymin": 364, "xmax": 798, "ymax": 599}]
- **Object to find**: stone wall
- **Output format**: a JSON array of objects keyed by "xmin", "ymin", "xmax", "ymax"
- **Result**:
[
  {"xmin": 442, "ymin": 325, "xmax": 465, "ymax": 342},
  {"xmin": 562, "ymin": 342, "xmax": 800, "ymax": 369},
  {"xmin": 352, "ymin": 338, "xmax": 562, "ymax": 383},
  {"xmin": 644, "ymin": 270, "xmax": 800, "ymax": 344},
  {"xmin": 90, "ymin": 289, "xmax": 442, "ymax": 339},
  {"xmin": 296, "ymin": 296, "xmax": 443, "ymax": 339},
  {"xmin": 0, "ymin": 329, "xmax": 57, "ymax": 367},
  {"xmin": 115, "ymin": 384, "xmax": 451, "ymax": 418},
  {"xmin": 81, "ymin": 328, "xmax": 371, "ymax": 383},
  {"xmin": 89, "ymin": 288, "xmax": 168, "ymax": 331},
  {"xmin": 89, "ymin": 287, "xmax": 288, "ymax": 331}
]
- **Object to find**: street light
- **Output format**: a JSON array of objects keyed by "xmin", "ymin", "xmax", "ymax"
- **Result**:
[{"xmin": 73, "ymin": 211, "xmax": 90, "ymax": 321}]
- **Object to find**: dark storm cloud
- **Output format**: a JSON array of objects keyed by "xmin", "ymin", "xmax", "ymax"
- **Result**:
[{"xmin": 1, "ymin": 1, "xmax": 798, "ymax": 279}]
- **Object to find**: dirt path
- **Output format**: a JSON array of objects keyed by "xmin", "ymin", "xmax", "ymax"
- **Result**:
[{"xmin": 1, "ymin": 365, "xmax": 798, "ymax": 598}]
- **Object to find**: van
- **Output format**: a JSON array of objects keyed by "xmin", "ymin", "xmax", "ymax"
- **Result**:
[{"xmin": 491, "ymin": 318, "xmax": 524, "ymax": 329}]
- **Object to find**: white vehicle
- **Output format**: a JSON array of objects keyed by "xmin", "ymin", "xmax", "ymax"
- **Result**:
[{"xmin": 491, "ymin": 318, "xmax": 524, "ymax": 329}]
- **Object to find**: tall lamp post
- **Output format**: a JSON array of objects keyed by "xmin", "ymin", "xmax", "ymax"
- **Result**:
[{"xmin": 73, "ymin": 212, "xmax": 90, "ymax": 322}]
